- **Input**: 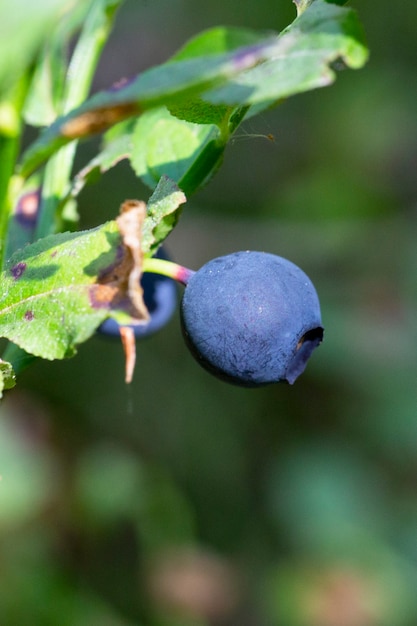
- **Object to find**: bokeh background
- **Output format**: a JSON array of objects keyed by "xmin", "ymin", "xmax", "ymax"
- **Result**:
[{"xmin": 2, "ymin": 1, "xmax": 417, "ymax": 624}]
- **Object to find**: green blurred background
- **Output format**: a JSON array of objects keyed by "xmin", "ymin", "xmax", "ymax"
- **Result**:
[{"xmin": 2, "ymin": 1, "xmax": 417, "ymax": 624}]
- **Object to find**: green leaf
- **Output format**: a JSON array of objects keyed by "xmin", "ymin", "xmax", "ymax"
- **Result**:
[
  {"xmin": 142, "ymin": 175, "xmax": 186, "ymax": 255},
  {"xmin": 167, "ymin": 27, "xmax": 265, "ymax": 129},
  {"xmin": 71, "ymin": 120, "xmax": 135, "ymax": 198},
  {"xmin": 168, "ymin": 99, "xmax": 233, "ymax": 127},
  {"xmin": 31, "ymin": 0, "xmax": 126, "ymax": 240},
  {"xmin": 171, "ymin": 25, "xmax": 269, "ymax": 60},
  {"xmin": 61, "ymin": 0, "xmax": 125, "ymax": 116},
  {"xmin": 0, "ymin": 180, "xmax": 185, "ymax": 361},
  {"xmin": 0, "ymin": 359, "xmax": 16, "ymax": 397},
  {"xmin": 21, "ymin": 0, "xmax": 92, "ymax": 128},
  {"xmin": 23, "ymin": 0, "xmax": 123, "ymax": 126},
  {"xmin": 75, "ymin": 105, "xmax": 230, "ymax": 200},
  {"xmin": 0, "ymin": 0, "xmax": 66, "ymax": 96},
  {"xmin": 0, "ymin": 222, "xmax": 122, "ymax": 359},
  {"xmin": 18, "ymin": 0, "xmax": 368, "ymax": 198},
  {"xmin": 22, "ymin": 41, "xmax": 66, "ymax": 127},
  {"xmin": 130, "ymin": 107, "xmax": 224, "ymax": 194},
  {"xmin": 19, "ymin": 1, "xmax": 368, "ymax": 178},
  {"xmin": 19, "ymin": 37, "xmax": 277, "ymax": 177},
  {"xmin": 204, "ymin": 0, "xmax": 368, "ymax": 109}
]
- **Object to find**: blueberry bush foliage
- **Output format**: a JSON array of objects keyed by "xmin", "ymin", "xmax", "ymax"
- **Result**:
[
  {"xmin": 0, "ymin": 0, "xmax": 367, "ymax": 397},
  {"xmin": 4, "ymin": 0, "xmax": 417, "ymax": 626}
]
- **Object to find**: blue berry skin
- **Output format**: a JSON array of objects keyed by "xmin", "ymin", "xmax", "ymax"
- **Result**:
[
  {"xmin": 98, "ymin": 248, "xmax": 177, "ymax": 339},
  {"xmin": 180, "ymin": 251, "xmax": 323, "ymax": 386}
]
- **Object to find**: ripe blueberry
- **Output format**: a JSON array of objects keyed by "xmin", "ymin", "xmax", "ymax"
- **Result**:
[
  {"xmin": 180, "ymin": 251, "xmax": 323, "ymax": 386},
  {"xmin": 98, "ymin": 248, "xmax": 177, "ymax": 339}
]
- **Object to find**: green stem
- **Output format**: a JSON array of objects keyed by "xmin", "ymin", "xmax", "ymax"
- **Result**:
[
  {"xmin": 178, "ymin": 138, "xmax": 226, "ymax": 197},
  {"xmin": 143, "ymin": 257, "xmax": 195, "ymax": 285}
]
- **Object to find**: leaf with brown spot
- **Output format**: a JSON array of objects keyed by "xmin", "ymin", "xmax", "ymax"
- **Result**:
[
  {"xmin": 0, "ymin": 177, "xmax": 185, "ymax": 362},
  {"xmin": 0, "ymin": 225, "xmax": 122, "ymax": 359},
  {"xmin": 19, "ymin": 37, "xmax": 279, "ymax": 177},
  {"xmin": 61, "ymin": 103, "xmax": 141, "ymax": 139}
]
